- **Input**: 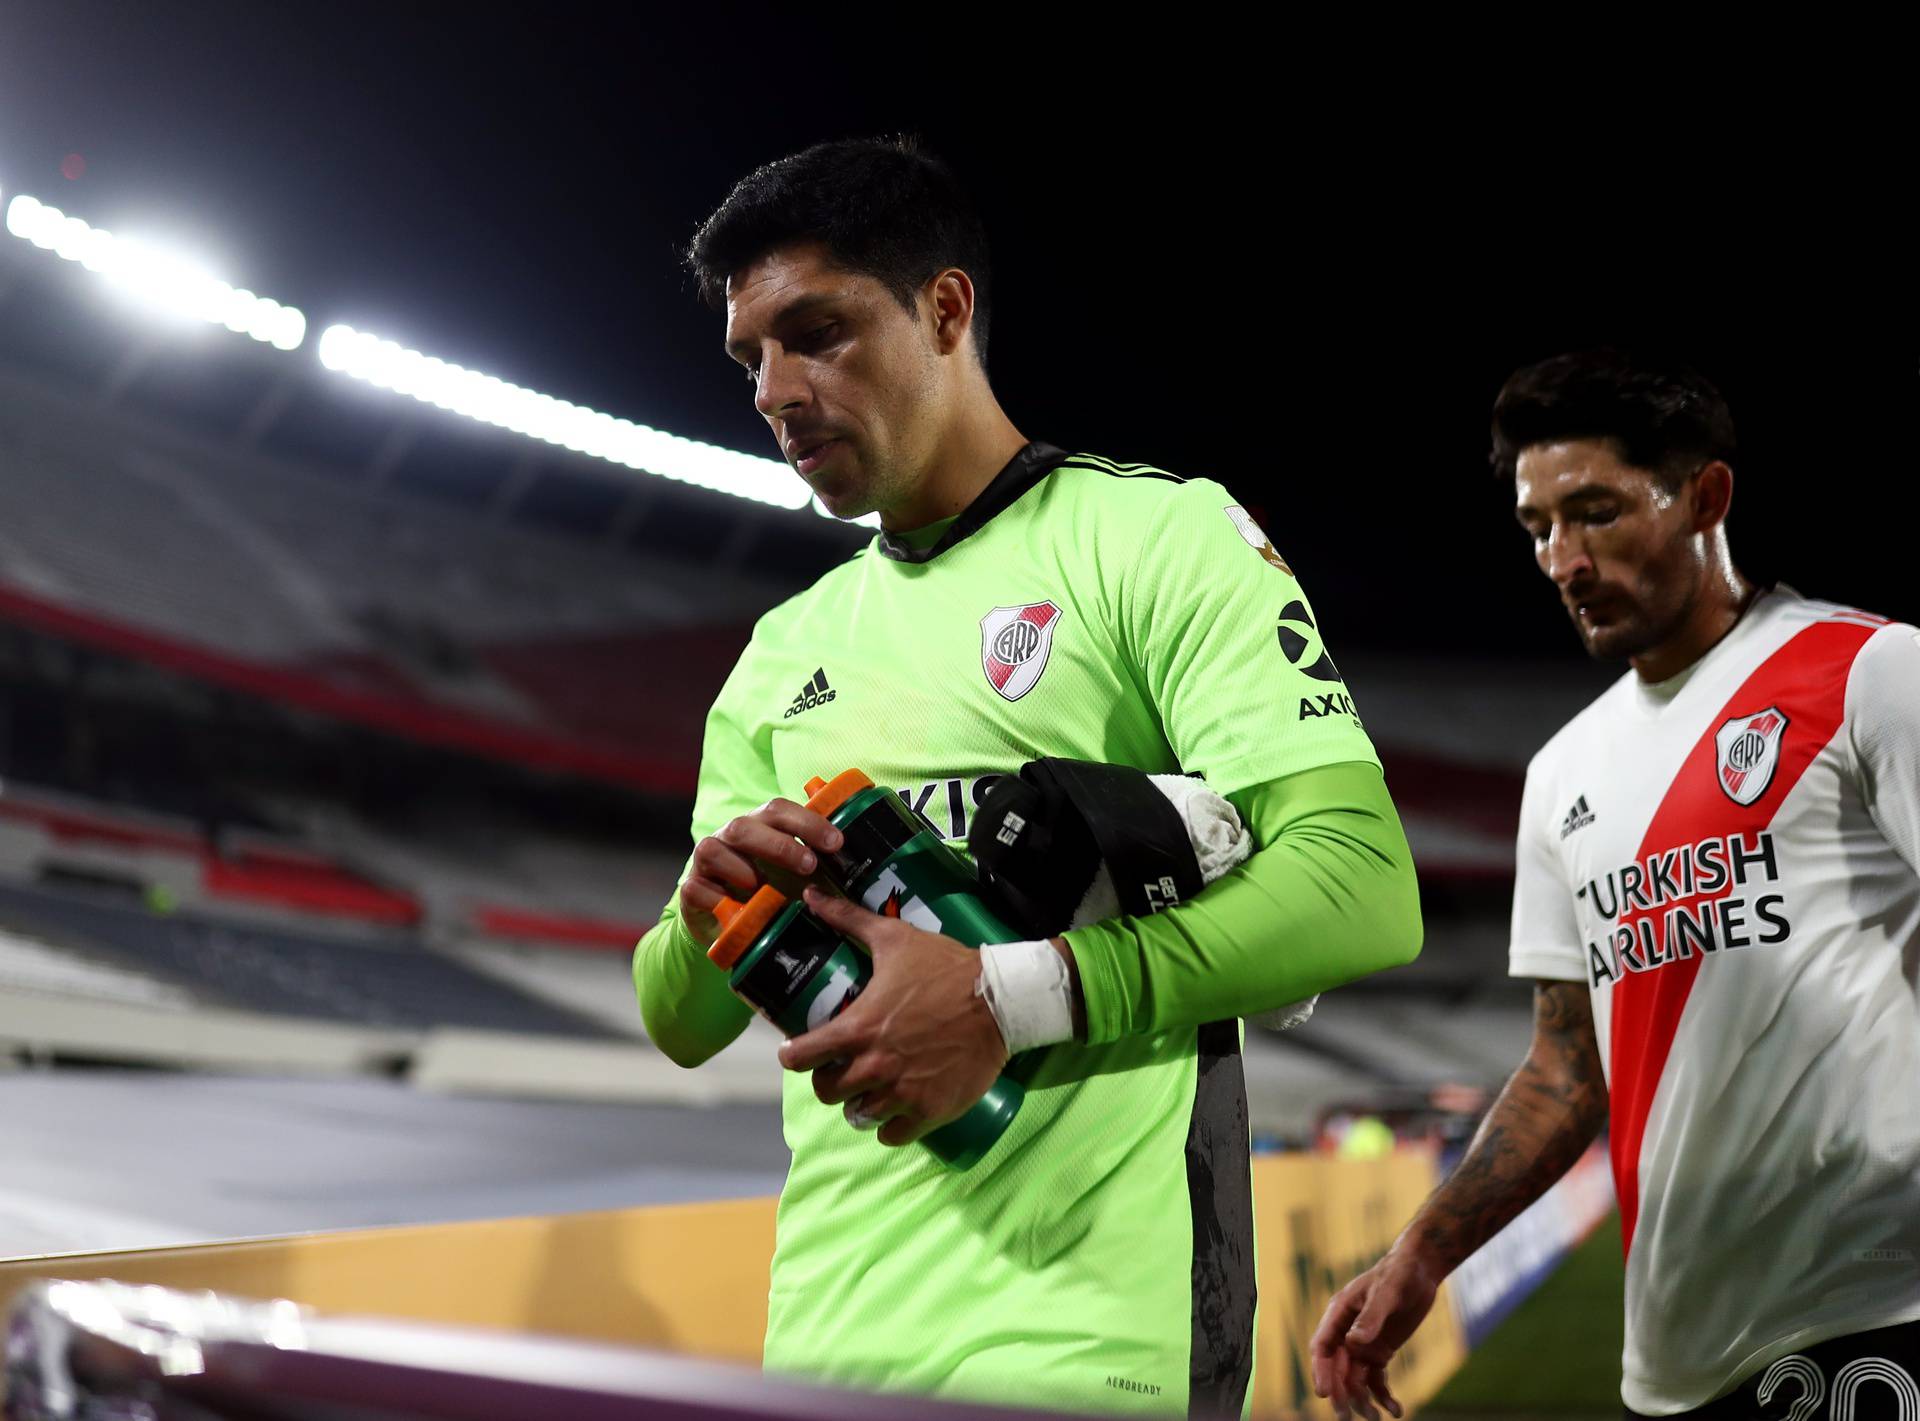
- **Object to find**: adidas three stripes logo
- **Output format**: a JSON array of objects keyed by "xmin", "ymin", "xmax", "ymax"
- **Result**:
[{"xmin": 784, "ymin": 668, "xmax": 836, "ymax": 719}]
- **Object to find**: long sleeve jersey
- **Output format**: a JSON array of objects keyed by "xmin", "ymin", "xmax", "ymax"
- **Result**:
[{"xmin": 633, "ymin": 444, "xmax": 1422, "ymax": 1416}]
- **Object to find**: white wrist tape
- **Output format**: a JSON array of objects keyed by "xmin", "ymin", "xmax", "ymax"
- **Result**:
[{"xmin": 977, "ymin": 939, "xmax": 1075, "ymax": 1053}]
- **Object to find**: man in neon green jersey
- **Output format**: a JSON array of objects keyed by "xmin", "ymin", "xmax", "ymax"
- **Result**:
[{"xmin": 632, "ymin": 136, "xmax": 1423, "ymax": 1419}]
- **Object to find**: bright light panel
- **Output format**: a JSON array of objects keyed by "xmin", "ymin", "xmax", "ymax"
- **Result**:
[
  {"xmin": 319, "ymin": 323, "xmax": 874, "ymax": 520},
  {"xmin": 3, "ymin": 192, "xmax": 305, "ymax": 351},
  {"xmin": 0, "ymin": 179, "xmax": 873, "ymax": 526}
]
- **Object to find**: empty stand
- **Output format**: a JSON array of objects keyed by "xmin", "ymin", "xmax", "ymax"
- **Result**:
[
  {"xmin": 0, "ymin": 921, "xmax": 196, "ymax": 1009},
  {"xmin": 0, "ymin": 879, "xmax": 613, "ymax": 1038}
]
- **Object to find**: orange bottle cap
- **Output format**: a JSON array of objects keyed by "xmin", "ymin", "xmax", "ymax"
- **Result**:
[
  {"xmin": 803, "ymin": 768, "xmax": 873, "ymax": 820},
  {"xmin": 708, "ymin": 885, "xmax": 790, "ymax": 969}
]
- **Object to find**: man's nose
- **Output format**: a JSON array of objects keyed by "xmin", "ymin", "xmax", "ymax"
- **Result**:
[
  {"xmin": 1543, "ymin": 523, "xmax": 1594, "ymax": 587},
  {"xmin": 754, "ymin": 350, "xmax": 808, "ymax": 421}
]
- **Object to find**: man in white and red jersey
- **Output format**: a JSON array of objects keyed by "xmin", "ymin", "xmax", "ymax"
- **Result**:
[{"xmin": 1311, "ymin": 349, "xmax": 1920, "ymax": 1419}]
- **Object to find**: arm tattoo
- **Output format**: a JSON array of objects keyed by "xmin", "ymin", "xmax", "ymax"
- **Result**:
[{"xmin": 1403, "ymin": 980, "xmax": 1608, "ymax": 1273}]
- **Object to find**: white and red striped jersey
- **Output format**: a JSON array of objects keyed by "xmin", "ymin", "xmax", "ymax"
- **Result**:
[{"xmin": 1509, "ymin": 586, "xmax": 1920, "ymax": 1414}]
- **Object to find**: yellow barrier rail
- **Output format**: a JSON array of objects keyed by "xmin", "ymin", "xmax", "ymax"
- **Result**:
[{"xmin": 0, "ymin": 1154, "xmax": 1464, "ymax": 1417}]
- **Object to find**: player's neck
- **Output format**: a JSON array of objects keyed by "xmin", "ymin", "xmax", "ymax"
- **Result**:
[
  {"xmin": 1630, "ymin": 563, "xmax": 1758, "ymax": 684},
  {"xmin": 880, "ymin": 401, "xmax": 1028, "ymax": 534}
]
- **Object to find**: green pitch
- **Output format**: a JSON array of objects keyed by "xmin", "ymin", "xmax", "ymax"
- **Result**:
[{"xmin": 1424, "ymin": 1212, "xmax": 1625, "ymax": 1419}]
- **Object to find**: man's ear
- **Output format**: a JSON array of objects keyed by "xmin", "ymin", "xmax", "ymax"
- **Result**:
[
  {"xmin": 925, "ymin": 268, "xmax": 975, "ymax": 357},
  {"xmin": 1691, "ymin": 460, "xmax": 1735, "ymax": 533}
]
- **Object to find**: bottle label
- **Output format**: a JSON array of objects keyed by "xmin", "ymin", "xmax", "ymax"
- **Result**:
[
  {"xmin": 859, "ymin": 862, "xmax": 944, "ymax": 933},
  {"xmin": 736, "ymin": 913, "xmax": 870, "ymax": 1039},
  {"xmin": 823, "ymin": 791, "xmax": 921, "ymax": 894},
  {"xmin": 804, "ymin": 958, "xmax": 865, "ymax": 1030}
]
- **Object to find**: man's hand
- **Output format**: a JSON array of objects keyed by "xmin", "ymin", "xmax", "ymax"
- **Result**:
[
  {"xmin": 778, "ymin": 887, "xmax": 1009, "ymax": 1147},
  {"xmin": 1311, "ymin": 982, "xmax": 1606, "ymax": 1418},
  {"xmin": 680, "ymin": 799, "xmax": 844, "ymax": 946},
  {"xmin": 1309, "ymin": 1245, "xmax": 1440, "ymax": 1420}
]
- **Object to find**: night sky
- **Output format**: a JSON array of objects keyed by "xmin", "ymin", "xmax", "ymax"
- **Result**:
[{"xmin": 2, "ymin": 4, "xmax": 1911, "ymax": 662}]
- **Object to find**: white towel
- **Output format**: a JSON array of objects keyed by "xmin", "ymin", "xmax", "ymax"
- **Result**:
[{"xmin": 1066, "ymin": 775, "xmax": 1316, "ymax": 1032}]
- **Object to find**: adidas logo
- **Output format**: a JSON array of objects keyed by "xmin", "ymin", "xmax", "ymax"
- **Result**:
[
  {"xmin": 1559, "ymin": 794, "xmax": 1596, "ymax": 839},
  {"xmin": 783, "ymin": 668, "xmax": 836, "ymax": 719}
]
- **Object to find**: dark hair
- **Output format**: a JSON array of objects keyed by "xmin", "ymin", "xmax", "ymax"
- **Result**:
[
  {"xmin": 1490, "ymin": 348, "xmax": 1737, "ymax": 487},
  {"xmin": 686, "ymin": 135, "xmax": 993, "ymax": 367}
]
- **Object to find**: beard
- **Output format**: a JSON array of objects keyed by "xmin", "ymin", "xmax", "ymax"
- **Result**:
[
  {"xmin": 809, "ymin": 447, "xmax": 918, "ymax": 525},
  {"xmin": 798, "ymin": 443, "xmax": 875, "ymax": 519},
  {"xmin": 1575, "ymin": 611, "xmax": 1673, "ymax": 662},
  {"xmin": 808, "ymin": 477, "xmax": 875, "ymax": 520},
  {"xmin": 1569, "ymin": 569, "xmax": 1698, "ymax": 665}
]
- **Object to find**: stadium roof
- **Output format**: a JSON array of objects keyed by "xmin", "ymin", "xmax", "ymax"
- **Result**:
[{"xmin": 0, "ymin": 6, "xmax": 1908, "ymax": 651}]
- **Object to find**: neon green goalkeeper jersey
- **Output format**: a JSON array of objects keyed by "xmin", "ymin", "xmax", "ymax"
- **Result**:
[{"xmin": 633, "ymin": 444, "xmax": 1415, "ymax": 1417}]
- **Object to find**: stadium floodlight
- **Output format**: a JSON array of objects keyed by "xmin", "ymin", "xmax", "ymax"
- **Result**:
[
  {"xmin": 2, "ymin": 192, "xmax": 305, "ymax": 351},
  {"xmin": 318, "ymin": 322, "xmax": 877, "ymax": 523}
]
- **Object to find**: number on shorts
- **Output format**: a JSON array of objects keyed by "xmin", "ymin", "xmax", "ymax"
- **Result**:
[
  {"xmin": 1832, "ymin": 1357, "xmax": 1920, "ymax": 1421},
  {"xmin": 1760, "ymin": 1355, "xmax": 1825, "ymax": 1421},
  {"xmin": 1758, "ymin": 1352, "xmax": 1920, "ymax": 1421}
]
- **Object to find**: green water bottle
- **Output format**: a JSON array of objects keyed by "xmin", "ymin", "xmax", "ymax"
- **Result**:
[
  {"xmin": 801, "ymin": 769, "xmax": 1023, "ymax": 948},
  {"xmin": 804, "ymin": 765, "xmax": 1045, "ymax": 1094},
  {"xmin": 707, "ymin": 884, "xmax": 1021, "ymax": 1170}
]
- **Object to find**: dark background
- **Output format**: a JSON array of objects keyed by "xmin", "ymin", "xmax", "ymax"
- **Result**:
[{"xmin": 1, "ymin": 2, "xmax": 1910, "ymax": 661}]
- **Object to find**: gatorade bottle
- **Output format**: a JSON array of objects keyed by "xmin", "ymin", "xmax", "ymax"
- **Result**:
[
  {"xmin": 801, "ymin": 769, "xmax": 1021, "ymax": 948},
  {"xmin": 803, "ymin": 766, "xmax": 1052, "ymax": 1093},
  {"xmin": 707, "ymin": 885, "xmax": 1021, "ymax": 1171}
]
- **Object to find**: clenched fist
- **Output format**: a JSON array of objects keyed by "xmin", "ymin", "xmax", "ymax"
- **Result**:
[
  {"xmin": 777, "ymin": 887, "xmax": 1010, "ymax": 1148},
  {"xmin": 680, "ymin": 798, "xmax": 843, "ymax": 945}
]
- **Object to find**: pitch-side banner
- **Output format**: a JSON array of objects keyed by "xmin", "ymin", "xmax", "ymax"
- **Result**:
[
  {"xmin": 1445, "ymin": 1142, "xmax": 1616, "ymax": 1348},
  {"xmin": 0, "ymin": 1150, "xmax": 1610, "ymax": 1418}
]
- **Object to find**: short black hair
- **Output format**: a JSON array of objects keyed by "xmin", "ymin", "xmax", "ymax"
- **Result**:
[
  {"xmin": 1490, "ymin": 348, "xmax": 1737, "ymax": 488},
  {"xmin": 685, "ymin": 135, "xmax": 993, "ymax": 366}
]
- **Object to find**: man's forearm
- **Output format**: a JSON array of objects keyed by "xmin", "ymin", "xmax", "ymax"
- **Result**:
[
  {"xmin": 632, "ymin": 899, "xmax": 753, "ymax": 1067},
  {"xmin": 1398, "ymin": 981, "xmax": 1608, "ymax": 1274},
  {"xmin": 1061, "ymin": 762, "xmax": 1422, "ymax": 1044}
]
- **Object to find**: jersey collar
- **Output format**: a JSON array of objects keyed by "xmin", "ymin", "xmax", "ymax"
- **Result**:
[{"xmin": 874, "ymin": 441, "xmax": 1073, "ymax": 564}]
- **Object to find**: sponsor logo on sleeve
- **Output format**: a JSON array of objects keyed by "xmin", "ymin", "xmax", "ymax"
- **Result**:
[
  {"xmin": 980, "ymin": 601, "xmax": 1062, "ymax": 701},
  {"xmin": 1276, "ymin": 599, "xmax": 1342, "ymax": 684},
  {"xmin": 1224, "ymin": 504, "xmax": 1292, "ymax": 573},
  {"xmin": 1297, "ymin": 691, "xmax": 1360, "ymax": 722},
  {"xmin": 1714, "ymin": 707, "xmax": 1789, "ymax": 805}
]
